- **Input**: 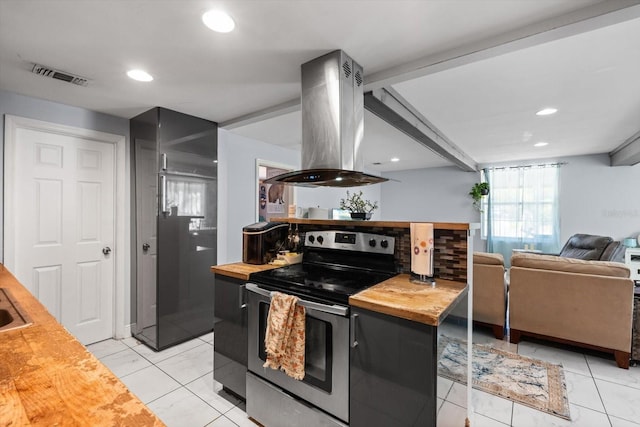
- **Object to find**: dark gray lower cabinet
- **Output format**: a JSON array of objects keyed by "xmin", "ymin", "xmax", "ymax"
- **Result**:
[
  {"xmin": 350, "ymin": 307, "xmax": 438, "ymax": 427},
  {"xmin": 213, "ymin": 274, "xmax": 247, "ymax": 398}
]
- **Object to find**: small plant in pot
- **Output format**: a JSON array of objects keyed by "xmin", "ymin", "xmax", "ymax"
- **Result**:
[
  {"xmin": 469, "ymin": 182, "xmax": 490, "ymax": 211},
  {"xmin": 340, "ymin": 190, "xmax": 378, "ymax": 220}
]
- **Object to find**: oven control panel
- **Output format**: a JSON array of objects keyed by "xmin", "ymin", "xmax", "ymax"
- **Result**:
[{"xmin": 305, "ymin": 230, "xmax": 395, "ymax": 255}]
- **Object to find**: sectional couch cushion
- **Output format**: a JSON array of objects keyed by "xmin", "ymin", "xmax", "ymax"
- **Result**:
[
  {"xmin": 511, "ymin": 252, "xmax": 630, "ymax": 278},
  {"xmin": 449, "ymin": 251, "xmax": 507, "ymax": 339},
  {"xmin": 474, "ymin": 252, "xmax": 504, "ymax": 266}
]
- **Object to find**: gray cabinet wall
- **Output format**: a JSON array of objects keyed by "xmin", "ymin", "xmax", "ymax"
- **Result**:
[{"xmin": 131, "ymin": 107, "xmax": 217, "ymax": 351}]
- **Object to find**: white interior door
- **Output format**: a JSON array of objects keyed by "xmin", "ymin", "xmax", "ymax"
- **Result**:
[
  {"xmin": 11, "ymin": 127, "xmax": 116, "ymax": 345},
  {"xmin": 135, "ymin": 139, "xmax": 158, "ymax": 335}
]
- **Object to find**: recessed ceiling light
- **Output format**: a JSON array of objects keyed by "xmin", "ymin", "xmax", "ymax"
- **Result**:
[
  {"xmin": 127, "ymin": 69, "xmax": 153, "ymax": 82},
  {"xmin": 536, "ymin": 107, "xmax": 557, "ymax": 116},
  {"xmin": 390, "ymin": 157, "xmax": 400, "ymax": 162},
  {"xmin": 202, "ymin": 10, "xmax": 235, "ymax": 33},
  {"xmin": 534, "ymin": 142, "xmax": 549, "ymax": 147}
]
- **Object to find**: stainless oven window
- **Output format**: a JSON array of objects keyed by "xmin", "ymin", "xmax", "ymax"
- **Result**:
[{"xmin": 258, "ymin": 301, "xmax": 333, "ymax": 393}]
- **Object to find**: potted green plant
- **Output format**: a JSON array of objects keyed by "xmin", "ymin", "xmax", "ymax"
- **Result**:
[
  {"xmin": 340, "ymin": 190, "xmax": 378, "ymax": 220},
  {"xmin": 469, "ymin": 182, "xmax": 489, "ymax": 211}
]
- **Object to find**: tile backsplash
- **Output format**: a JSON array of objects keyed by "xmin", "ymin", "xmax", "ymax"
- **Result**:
[{"xmin": 293, "ymin": 222, "xmax": 468, "ymax": 282}]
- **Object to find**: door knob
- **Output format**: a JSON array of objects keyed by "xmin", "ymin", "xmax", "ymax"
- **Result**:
[
  {"xmin": 142, "ymin": 243, "xmax": 150, "ymax": 252},
  {"xmin": 102, "ymin": 247, "xmax": 112, "ymax": 255}
]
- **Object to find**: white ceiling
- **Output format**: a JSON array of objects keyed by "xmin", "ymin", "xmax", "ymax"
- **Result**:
[{"xmin": 1, "ymin": 0, "xmax": 639, "ymax": 172}]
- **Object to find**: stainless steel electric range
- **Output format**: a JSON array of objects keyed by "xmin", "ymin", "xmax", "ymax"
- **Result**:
[{"xmin": 245, "ymin": 230, "xmax": 397, "ymax": 427}]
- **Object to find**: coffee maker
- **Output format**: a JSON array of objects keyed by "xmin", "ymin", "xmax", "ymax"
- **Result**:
[{"xmin": 242, "ymin": 222, "xmax": 289, "ymax": 264}]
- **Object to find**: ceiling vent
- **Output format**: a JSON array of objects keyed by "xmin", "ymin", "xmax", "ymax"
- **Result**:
[{"xmin": 31, "ymin": 64, "xmax": 89, "ymax": 86}]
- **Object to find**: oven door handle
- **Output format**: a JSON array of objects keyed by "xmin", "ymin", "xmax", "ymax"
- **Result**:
[{"xmin": 245, "ymin": 283, "xmax": 349, "ymax": 316}]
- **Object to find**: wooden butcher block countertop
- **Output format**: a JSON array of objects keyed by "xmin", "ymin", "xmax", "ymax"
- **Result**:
[
  {"xmin": 213, "ymin": 264, "xmax": 468, "ymax": 326},
  {"xmin": 271, "ymin": 217, "xmax": 475, "ymax": 231},
  {"xmin": 349, "ymin": 274, "xmax": 468, "ymax": 326},
  {"xmin": 0, "ymin": 265, "xmax": 164, "ymax": 427},
  {"xmin": 211, "ymin": 262, "xmax": 282, "ymax": 281}
]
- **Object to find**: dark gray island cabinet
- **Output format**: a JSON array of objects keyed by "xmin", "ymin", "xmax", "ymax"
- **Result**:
[
  {"xmin": 213, "ymin": 274, "xmax": 248, "ymax": 398},
  {"xmin": 349, "ymin": 275, "xmax": 469, "ymax": 427},
  {"xmin": 350, "ymin": 306, "xmax": 439, "ymax": 426},
  {"xmin": 211, "ymin": 263, "xmax": 281, "ymax": 399}
]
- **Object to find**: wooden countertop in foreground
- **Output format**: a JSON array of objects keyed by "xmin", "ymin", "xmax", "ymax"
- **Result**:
[
  {"xmin": 0, "ymin": 265, "xmax": 164, "ymax": 427},
  {"xmin": 349, "ymin": 274, "xmax": 468, "ymax": 326},
  {"xmin": 211, "ymin": 262, "xmax": 281, "ymax": 281}
]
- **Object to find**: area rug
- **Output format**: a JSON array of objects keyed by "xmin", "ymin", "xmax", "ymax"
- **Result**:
[{"xmin": 437, "ymin": 336, "xmax": 571, "ymax": 420}]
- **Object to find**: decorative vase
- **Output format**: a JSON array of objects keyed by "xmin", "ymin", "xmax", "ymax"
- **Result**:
[{"xmin": 350, "ymin": 212, "xmax": 372, "ymax": 220}]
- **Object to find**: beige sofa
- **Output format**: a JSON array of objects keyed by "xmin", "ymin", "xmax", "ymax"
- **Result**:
[
  {"xmin": 448, "ymin": 252, "xmax": 507, "ymax": 338},
  {"xmin": 473, "ymin": 252, "xmax": 507, "ymax": 339},
  {"xmin": 509, "ymin": 252, "xmax": 634, "ymax": 368}
]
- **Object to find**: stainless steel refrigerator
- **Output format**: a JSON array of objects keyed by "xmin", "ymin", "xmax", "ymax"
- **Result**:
[{"xmin": 131, "ymin": 107, "xmax": 217, "ymax": 350}]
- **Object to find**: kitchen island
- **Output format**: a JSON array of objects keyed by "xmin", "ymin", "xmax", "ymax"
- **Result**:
[
  {"xmin": 349, "ymin": 274, "xmax": 468, "ymax": 426},
  {"xmin": 213, "ymin": 264, "xmax": 470, "ymax": 426},
  {"xmin": 0, "ymin": 265, "xmax": 164, "ymax": 427},
  {"xmin": 212, "ymin": 219, "xmax": 474, "ymax": 426}
]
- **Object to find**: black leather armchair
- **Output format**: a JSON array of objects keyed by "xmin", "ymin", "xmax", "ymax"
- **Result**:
[
  {"xmin": 556, "ymin": 234, "xmax": 625, "ymax": 262},
  {"xmin": 559, "ymin": 234, "xmax": 613, "ymax": 260}
]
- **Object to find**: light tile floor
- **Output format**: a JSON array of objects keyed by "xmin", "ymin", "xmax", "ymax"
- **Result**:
[{"xmin": 87, "ymin": 330, "xmax": 640, "ymax": 427}]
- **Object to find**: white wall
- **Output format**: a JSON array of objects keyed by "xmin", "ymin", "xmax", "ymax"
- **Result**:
[
  {"xmin": 559, "ymin": 154, "xmax": 640, "ymax": 243},
  {"xmin": 380, "ymin": 166, "xmax": 484, "ymax": 251},
  {"xmin": 217, "ymin": 129, "xmax": 300, "ymax": 264},
  {"xmin": 380, "ymin": 166, "xmax": 481, "ymax": 223}
]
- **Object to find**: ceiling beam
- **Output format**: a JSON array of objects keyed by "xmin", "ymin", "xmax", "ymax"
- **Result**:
[
  {"xmin": 365, "ymin": 88, "xmax": 477, "ymax": 172},
  {"xmin": 610, "ymin": 130, "xmax": 640, "ymax": 166},
  {"xmin": 365, "ymin": 0, "xmax": 640, "ymax": 90},
  {"xmin": 220, "ymin": 1, "xmax": 640, "ymax": 130},
  {"xmin": 220, "ymin": 98, "xmax": 299, "ymax": 130}
]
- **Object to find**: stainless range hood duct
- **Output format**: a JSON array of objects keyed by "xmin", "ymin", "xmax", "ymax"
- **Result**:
[{"xmin": 264, "ymin": 50, "xmax": 387, "ymax": 187}]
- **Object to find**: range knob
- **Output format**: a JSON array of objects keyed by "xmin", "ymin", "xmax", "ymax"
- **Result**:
[
  {"xmin": 369, "ymin": 238, "xmax": 376, "ymax": 247},
  {"xmin": 380, "ymin": 239, "xmax": 389, "ymax": 249},
  {"xmin": 308, "ymin": 235, "xmax": 315, "ymax": 243},
  {"xmin": 317, "ymin": 235, "xmax": 324, "ymax": 244}
]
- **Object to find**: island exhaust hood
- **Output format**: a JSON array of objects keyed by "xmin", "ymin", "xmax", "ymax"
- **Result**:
[{"xmin": 264, "ymin": 50, "xmax": 387, "ymax": 187}]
